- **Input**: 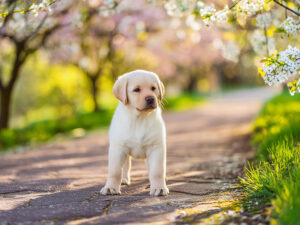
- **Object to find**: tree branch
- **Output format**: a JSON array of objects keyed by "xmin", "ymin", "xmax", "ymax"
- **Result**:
[
  {"xmin": 0, "ymin": 3, "xmax": 17, "ymax": 43},
  {"xmin": 0, "ymin": 12, "xmax": 13, "ymax": 32},
  {"xmin": 229, "ymin": 0, "xmax": 300, "ymax": 16},
  {"xmin": 0, "ymin": 66, "xmax": 3, "ymax": 90},
  {"xmin": 0, "ymin": 0, "xmax": 58, "ymax": 17},
  {"xmin": 0, "ymin": 2, "xmax": 16, "ymax": 31},
  {"xmin": 273, "ymin": 0, "xmax": 300, "ymax": 16},
  {"xmin": 264, "ymin": 25, "xmax": 269, "ymax": 56},
  {"xmin": 25, "ymin": 13, "xmax": 49, "ymax": 41},
  {"xmin": 229, "ymin": 0, "xmax": 242, "ymax": 10},
  {"xmin": 22, "ymin": 23, "xmax": 63, "ymax": 61},
  {"xmin": 107, "ymin": 28, "xmax": 117, "ymax": 60},
  {"xmin": 7, "ymin": 42, "xmax": 24, "ymax": 90},
  {"xmin": 0, "ymin": 32, "xmax": 17, "ymax": 43}
]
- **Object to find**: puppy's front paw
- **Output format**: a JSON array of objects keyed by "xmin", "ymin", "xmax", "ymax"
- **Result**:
[
  {"xmin": 100, "ymin": 185, "xmax": 121, "ymax": 195},
  {"xmin": 150, "ymin": 186, "xmax": 169, "ymax": 196},
  {"xmin": 121, "ymin": 177, "xmax": 130, "ymax": 185}
]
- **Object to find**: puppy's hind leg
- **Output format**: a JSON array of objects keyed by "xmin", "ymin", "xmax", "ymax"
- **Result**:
[{"xmin": 122, "ymin": 155, "xmax": 131, "ymax": 185}]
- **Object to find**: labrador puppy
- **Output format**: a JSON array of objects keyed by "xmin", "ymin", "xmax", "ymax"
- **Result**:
[{"xmin": 100, "ymin": 70, "xmax": 169, "ymax": 196}]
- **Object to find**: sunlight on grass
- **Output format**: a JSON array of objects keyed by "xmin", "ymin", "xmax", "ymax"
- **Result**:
[{"xmin": 241, "ymin": 91, "xmax": 300, "ymax": 225}]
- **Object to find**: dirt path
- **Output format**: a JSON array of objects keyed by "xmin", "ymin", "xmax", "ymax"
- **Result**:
[{"xmin": 0, "ymin": 88, "xmax": 277, "ymax": 225}]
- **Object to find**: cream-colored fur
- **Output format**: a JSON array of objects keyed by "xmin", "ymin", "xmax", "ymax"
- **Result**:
[{"xmin": 100, "ymin": 70, "xmax": 169, "ymax": 196}]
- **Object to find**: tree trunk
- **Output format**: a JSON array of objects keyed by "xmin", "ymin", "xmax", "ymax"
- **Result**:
[
  {"xmin": 90, "ymin": 77, "xmax": 99, "ymax": 112},
  {"xmin": 185, "ymin": 75, "xmax": 198, "ymax": 92},
  {"xmin": 0, "ymin": 87, "xmax": 12, "ymax": 130},
  {"xmin": 0, "ymin": 43, "xmax": 24, "ymax": 131}
]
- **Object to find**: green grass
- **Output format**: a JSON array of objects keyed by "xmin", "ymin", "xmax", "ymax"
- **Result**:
[
  {"xmin": 240, "ymin": 91, "xmax": 300, "ymax": 225},
  {"xmin": 0, "ymin": 92, "xmax": 205, "ymax": 151},
  {"xmin": 221, "ymin": 84, "xmax": 260, "ymax": 93},
  {"xmin": 163, "ymin": 92, "xmax": 205, "ymax": 111},
  {"xmin": 0, "ymin": 109, "xmax": 114, "ymax": 150}
]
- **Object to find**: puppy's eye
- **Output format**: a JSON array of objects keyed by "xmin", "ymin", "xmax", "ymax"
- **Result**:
[
  {"xmin": 133, "ymin": 88, "xmax": 141, "ymax": 92},
  {"xmin": 151, "ymin": 86, "xmax": 156, "ymax": 91}
]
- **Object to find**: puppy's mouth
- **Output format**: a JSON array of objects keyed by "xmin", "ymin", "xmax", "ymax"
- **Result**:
[{"xmin": 136, "ymin": 105, "xmax": 157, "ymax": 112}]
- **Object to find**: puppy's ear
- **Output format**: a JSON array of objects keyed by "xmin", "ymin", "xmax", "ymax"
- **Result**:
[
  {"xmin": 113, "ymin": 76, "xmax": 128, "ymax": 104},
  {"xmin": 157, "ymin": 79, "xmax": 165, "ymax": 101}
]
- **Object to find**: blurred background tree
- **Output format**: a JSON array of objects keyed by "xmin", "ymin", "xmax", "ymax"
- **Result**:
[
  {"xmin": 0, "ymin": 0, "xmax": 299, "ymax": 149},
  {"xmin": 0, "ymin": 0, "xmax": 72, "ymax": 130}
]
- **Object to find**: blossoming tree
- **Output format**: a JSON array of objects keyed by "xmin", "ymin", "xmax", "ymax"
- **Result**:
[
  {"xmin": 0, "ymin": 0, "xmax": 299, "ymax": 130},
  {"xmin": 160, "ymin": 0, "xmax": 300, "ymax": 95},
  {"xmin": 85, "ymin": 0, "xmax": 300, "ymax": 95},
  {"xmin": 0, "ymin": 0, "xmax": 73, "ymax": 130},
  {"xmin": 48, "ymin": 0, "xmax": 168, "ymax": 112}
]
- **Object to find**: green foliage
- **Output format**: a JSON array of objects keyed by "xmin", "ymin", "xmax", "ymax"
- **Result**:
[
  {"xmin": 163, "ymin": 93, "xmax": 205, "ymax": 111},
  {"xmin": 251, "ymin": 91, "xmax": 300, "ymax": 159},
  {"xmin": 271, "ymin": 168, "xmax": 300, "ymax": 225},
  {"xmin": 241, "ymin": 91, "xmax": 300, "ymax": 225},
  {"xmin": 241, "ymin": 137, "xmax": 299, "ymax": 200},
  {"xmin": 0, "ymin": 109, "xmax": 114, "ymax": 150}
]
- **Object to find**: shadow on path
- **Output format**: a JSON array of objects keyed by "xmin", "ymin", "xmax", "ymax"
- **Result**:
[{"xmin": 0, "ymin": 88, "xmax": 278, "ymax": 224}]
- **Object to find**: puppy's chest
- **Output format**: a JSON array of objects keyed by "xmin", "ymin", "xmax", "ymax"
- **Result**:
[{"xmin": 124, "ymin": 132, "xmax": 155, "ymax": 159}]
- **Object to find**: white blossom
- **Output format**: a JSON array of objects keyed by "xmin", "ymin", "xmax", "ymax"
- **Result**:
[
  {"xmin": 221, "ymin": 40, "xmax": 240, "ymax": 63},
  {"xmin": 262, "ymin": 46, "xmax": 300, "ymax": 86},
  {"xmin": 29, "ymin": 0, "xmax": 52, "ymax": 17},
  {"xmin": 196, "ymin": 1, "xmax": 205, "ymax": 9},
  {"xmin": 160, "ymin": 0, "xmax": 299, "ymax": 95},
  {"xmin": 185, "ymin": 15, "xmax": 201, "ymax": 31},
  {"xmin": 99, "ymin": 0, "xmax": 117, "ymax": 17},
  {"xmin": 214, "ymin": 5, "xmax": 229, "ymax": 24},
  {"xmin": 238, "ymin": 0, "xmax": 266, "ymax": 16},
  {"xmin": 255, "ymin": 13, "xmax": 272, "ymax": 28},
  {"xmin": 199, "ymin": 4, "xmax": 216, "ymax": 25},
  {"xmin": 200, "ymin": 5, "xmax": 216, "ymax": 18},
  {"xmin": 164, "ymin": 0, "xmax": 183, "ymax": 17},
  {"xmin": 197, "ymin": 3, "xmax": 229, "ymax": 25},
  {"xmin": 7, "ymin": 12, "xmax": 52, "ymax": 38},
  {"xmin": 250, "ymin": 30, "xmax": 275, "ymax": 55},
  {"xmin": 279, "ymin": 17, "xmax": 300, "ymax": 37}
]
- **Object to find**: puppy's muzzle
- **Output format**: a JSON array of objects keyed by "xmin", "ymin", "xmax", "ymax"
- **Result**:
[{"xmin": 144, "ymin": 96, "xmax": 156, "ymax": 109}]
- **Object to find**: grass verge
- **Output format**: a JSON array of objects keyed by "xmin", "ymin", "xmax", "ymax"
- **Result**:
[
  {"xmin": 163, "ymin": 92, "xmax": 205, "ymax": 111},
  {"xmin": 240, "ymin": 91, "xmax": 300, "ymax": 225},
  {"xmin": 0, "ymin": 92, "xmax": 205, "ymax": 151}
]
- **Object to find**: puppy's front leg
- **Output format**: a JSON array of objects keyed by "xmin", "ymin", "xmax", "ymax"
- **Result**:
[
  {"xmin": 122, "ymin": 155, "xmax": 131, "ymax": 185},
  {"xmin": 147, "ymin": 148, "xmax": 169, "ymax": 196},
  {"xmin": 100, "ymin": 146, "xmax": 126, "ymax": 195}
]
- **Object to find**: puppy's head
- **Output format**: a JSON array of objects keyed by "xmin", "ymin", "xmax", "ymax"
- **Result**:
[{"xmin": 113, "ymin": 70, "xmax": 164, "ymax": 112}]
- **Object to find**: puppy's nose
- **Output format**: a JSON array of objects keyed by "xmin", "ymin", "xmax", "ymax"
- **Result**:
[{"xmin": 145, "ymin": 96, "xmax": 154, "ymax": 105}]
